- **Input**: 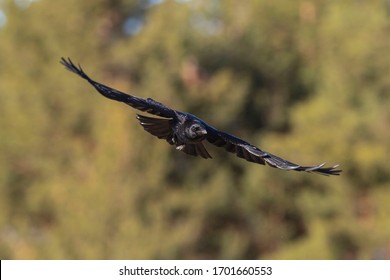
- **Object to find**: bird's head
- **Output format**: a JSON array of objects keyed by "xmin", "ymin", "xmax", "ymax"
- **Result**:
[{"xmin": 186, "ymin": 122, "xmax": 207, "ymax": 141}]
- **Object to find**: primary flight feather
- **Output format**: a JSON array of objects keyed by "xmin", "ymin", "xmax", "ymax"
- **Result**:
[{"xmin": 60, "ymin": 57, "xmax": 341, "ymax": 176}]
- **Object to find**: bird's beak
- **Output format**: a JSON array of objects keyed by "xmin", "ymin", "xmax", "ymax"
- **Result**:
[{"xmin": 200, "ymin": 128, "xmax": 207, "ymax": 135}]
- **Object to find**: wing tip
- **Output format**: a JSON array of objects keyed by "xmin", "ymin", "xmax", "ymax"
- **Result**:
[
  {"xmin": 60, "ymin": 57, "xmax": 89, "ymax": 80},
  {"xmin": 310, "ymin": 163, "xmax": 342, "ymax": 176}
]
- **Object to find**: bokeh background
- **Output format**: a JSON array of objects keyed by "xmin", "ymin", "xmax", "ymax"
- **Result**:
[{"xmin": 0, "ymin": 0, "xmax": 390, "ymax": 259}]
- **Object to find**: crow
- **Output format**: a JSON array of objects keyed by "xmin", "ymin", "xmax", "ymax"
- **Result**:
[{"xmin": 60, "ymin": 57, "xmax": 341, "ymax": 176}]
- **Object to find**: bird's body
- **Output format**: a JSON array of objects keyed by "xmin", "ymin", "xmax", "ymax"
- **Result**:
[{"xmin": 60, "ymin": 57, "xmax": 341, "ymax": 176}]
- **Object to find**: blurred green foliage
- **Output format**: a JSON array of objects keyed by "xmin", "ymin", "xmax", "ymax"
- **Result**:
[{"xmin": 0, "ymin": 0, "xmax": 389, "ymax": 259}]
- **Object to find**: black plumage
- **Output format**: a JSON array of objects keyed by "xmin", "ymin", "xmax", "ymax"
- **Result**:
[{"xmin": 60, "ymin": 57, "xmax": 341, "ymax": 176}]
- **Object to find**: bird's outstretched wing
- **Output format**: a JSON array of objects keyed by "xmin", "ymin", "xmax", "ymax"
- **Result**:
[
  {"xmin": 135, "ymin": 114, "xmax": 175, "ymax": 143},
  {"xmin": 60, "ymin": 57, "xmax": 177, "ymax": 119},
  {"xmin": 206, "ymin": 126, "xmax": 341, "ymax": 176}
]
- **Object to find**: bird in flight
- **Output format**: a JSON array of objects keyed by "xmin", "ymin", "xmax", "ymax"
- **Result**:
[{"xmin": 60, "ymin": 57, "xmax": 341, "ymax": 176}]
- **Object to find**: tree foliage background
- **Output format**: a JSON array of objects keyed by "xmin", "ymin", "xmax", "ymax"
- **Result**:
[{"xmin": 0, "ymin": 0, "xmax": 389, "ymax": 259}]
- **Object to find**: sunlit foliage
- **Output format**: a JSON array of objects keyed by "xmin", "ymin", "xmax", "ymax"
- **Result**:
[{"xmin": 0, "ymin": 0, "xmax": 389, "ymax": 259}]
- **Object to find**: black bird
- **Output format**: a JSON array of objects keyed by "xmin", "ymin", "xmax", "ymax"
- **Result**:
[{"xmin": 60, "ymin": 57, "xmax": 341, "ymax": 176}]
